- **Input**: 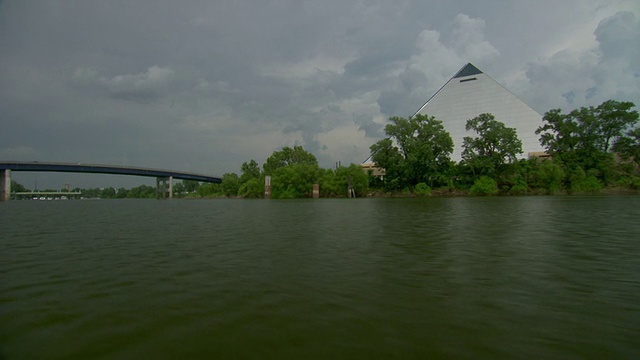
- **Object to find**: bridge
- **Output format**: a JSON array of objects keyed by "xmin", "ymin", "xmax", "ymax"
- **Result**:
[{"xmin": 0, "ymin": 161, "xmax": 222, "ymax": 201}]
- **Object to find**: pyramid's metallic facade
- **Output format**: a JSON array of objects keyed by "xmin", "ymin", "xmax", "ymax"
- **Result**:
[{"xmin": 414, "ymin": 63, "xmax": 544, "ymax": 160}]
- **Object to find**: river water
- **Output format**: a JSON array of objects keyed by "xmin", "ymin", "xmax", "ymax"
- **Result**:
[{"xmin": 1, "ymin": 196, "xmax": 639, "ymax": 358}]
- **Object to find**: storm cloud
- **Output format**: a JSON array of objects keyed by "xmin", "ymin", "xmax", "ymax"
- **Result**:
[{"xmin": 0, "ymin": 0, "xmax": 638, "ymax": 188}]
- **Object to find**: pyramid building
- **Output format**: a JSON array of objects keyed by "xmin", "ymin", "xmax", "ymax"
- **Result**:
[{"xmin": 414, "ymin": 63, "xmax": 544, "ymax": 160}]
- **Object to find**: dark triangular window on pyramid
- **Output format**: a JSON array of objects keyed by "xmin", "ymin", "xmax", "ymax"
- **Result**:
[{"xmin": 453, "ymin": 63, "xmax": 482, "ymax": 78}]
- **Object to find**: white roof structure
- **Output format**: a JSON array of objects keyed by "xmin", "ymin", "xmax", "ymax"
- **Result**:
[{"xmin": 414, "ymin": 63, "xmax": 545, "ymax": 160}]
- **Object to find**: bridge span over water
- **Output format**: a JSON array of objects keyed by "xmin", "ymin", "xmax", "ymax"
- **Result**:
[{"xmin": 0, "ymin": 161, "xmax": 222, "ymax": 201}]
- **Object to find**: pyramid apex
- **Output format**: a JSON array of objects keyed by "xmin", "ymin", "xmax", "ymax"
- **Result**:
[{"xmin": 453, "ymin": 63, "xmax": 483, "ymax": 78}]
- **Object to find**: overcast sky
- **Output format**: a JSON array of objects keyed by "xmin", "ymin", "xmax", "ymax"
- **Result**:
[{"xmin": 1, "ymin": 0, "xmax": 639, "ymax": 188}]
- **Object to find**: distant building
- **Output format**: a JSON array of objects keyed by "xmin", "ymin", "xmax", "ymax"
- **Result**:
[
  {"xmin": 360, "ymin": 162, "xmax": 385, "ymax": 177},
  {"xmin": 414, "ymin": 63, "xmax": 545, "ymax": 160}
]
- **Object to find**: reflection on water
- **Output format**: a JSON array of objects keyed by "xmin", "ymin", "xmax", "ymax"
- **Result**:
[{"xmin": 1, "ymin": 197, "xmax": 639, "ymax": 358}]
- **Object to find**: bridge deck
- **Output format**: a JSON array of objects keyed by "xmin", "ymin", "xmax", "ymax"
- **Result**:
[{"xmin": 0, "ymin": 161, "xmax": 222, "ymax": 183}]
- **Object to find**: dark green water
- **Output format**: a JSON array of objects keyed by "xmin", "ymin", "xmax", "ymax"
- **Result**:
[{"xmin": 1, "ymin": 196, "xmax": 639, "ymax": 359}]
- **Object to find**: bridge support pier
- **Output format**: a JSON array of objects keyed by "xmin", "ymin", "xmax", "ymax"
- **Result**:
[
  {"xmin": 156, "ymin": 176, "xmax": 173, "ymax": 199},
  {"xmin": 1, "ymin": 169, "xmax": 10, "ymax": 202}
]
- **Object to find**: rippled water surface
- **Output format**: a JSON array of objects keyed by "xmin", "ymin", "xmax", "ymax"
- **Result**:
[{"xmin": 2, "ymin": 197, "xmax": 640, "ymax": 358}]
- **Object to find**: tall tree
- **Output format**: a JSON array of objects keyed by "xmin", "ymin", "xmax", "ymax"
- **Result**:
[
  {"xmin": 536, "ymin": 100, "xmax": 638, "ymax": 169},
  {"xmin": 369, "ymin": 138, "xmax": 403, "ymax": 189},
  {"xmin": 370, "ymin": 114, "xmax": 454, "ymax": 189},
  {"xmin": 536, "ymin": 108, "xmax": 580, "ymax": 162},
  {"xmin": 595, "ymin": 100, "xmax": 639, "ymax": 152},
  {"xmin": 172, "ymin": 181, "xmax": 186, "ymax": 196},
  {"xmin": 238, "ymin": 178, "xmax": 264, "ymax": 198},
  {"xmin": 240, "ymin": 159, "xmax": 261, "ymax": 183},
  {"xmin": 237, "ymin": 159, "xmax": 264, "ymax": 198},
  {"xmin": 462, "ymin": 113, "xmax": 522, "ymax": 179},
  {"xmin": 614, "ymin": 127, "xmax": 640, "ymax": 167},
  {"xmin": 183, "ymin": 180, "xmax": 200, "ymax": 193},
  {"xmin": 270, "ymin": 163, "xmax": 320, "ymax": 198},
  {"xmin": 127, "ymin": 185, "xmax": 156, "ymax": 198},
  {"xmin": 220, "ymin": 173, "xmax": 240, "ymax": 197},
  {"xmin": 11, "ymin": 180, "xmax": 28, "ymax": 192},
  {"xmin": 319, "ymin": 164, "xmax": 369, "ymax": 197},
  {"xmin": 263, "ymin": 146, "xmax": 318, "ymax": 175}
]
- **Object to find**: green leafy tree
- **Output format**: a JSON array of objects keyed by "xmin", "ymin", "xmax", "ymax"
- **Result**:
[
  {"xmin": 369, "ymin": 138, "xmax": 403, "ymax": 190},
  {"xmin": 319, "ymin": 168, "xmax": 340, "ymax": 196},
  {"xmin": 614, "ymin": 127, "xmax": 640, "ymax": 167},
  {"xmin": 536, "ymin": 108, "xmax": 579, "ymax": 160},
  {"xmin": 238, "ymin": 178, "xmax": 264, "ymax": 198},
  {"xmin": 220, "ymin": 173, "xmax": 240, "ymax": 197},
  {"xmin": 339, "ymin": 164, "xmax": 369, "ymax": 197},
  {"xmin": 82, "ymin": 188, "xmax": 100, "ymax": 198},
  {"xmin": 537, "ymin": 100, "xmax": 638, "ymax": 171},
  {"xmin": 11, "ymin": 180, "xmax": 28, "ymax": 192},
  {"xmin": 260, "ymin": 146, "xmax": 320, "ymax": 198},
  {"xmin": 197, "ymin": 183, "xmax": 222, "ymax": 197},
  {"xmin": 594, "ymin": 100, "xmax": 639, "ymax": 152},
  {"xmin": 462, "ymin": 113, "xmax": 523, "ymax": 180},
  {"xmin": 508, "ymin": 177, "xmax": 529, "ymax": 195},
  {"xmin": 529, "ymin": 160, "xmax": 565, "ymax": 193},
  {"xmin": 100, "ymin": 187, "xmax": 116, "ymax": 198},
  {"xmin": 172, "ymin": 181, "xmax": 199, "ymax": 198},
  {"xmin": 319, "ymin": 164, "xmax": 369, "ymax": 197},
  {"xmin": 510, "ymin": 158, "xmax": 538, "ymax": 193},
  {"xmin": 238, "ymin": 159, "xmax": 263, "ymax": 198},
  {"xmin": 172, "ymin": 182, "xmax": 187, "ymax": 197},
  {"xmin": 470, "ymin": 176, "xmax": 499, "ymax": 195},
  {"xmin": 566, "ymin": 166, "xmax": 603, "ymax": 193},
  {"xmin": 183, "ymin": 180, "xmax": 200, "ymax": 193},
  {"xmin": 263, "ymin": 146, "xmax": 318, "ymax": 175},
  {"xmin": 370, "ymin": 114, "xmax": 454, "ymax": 189},
  {"xmin": 414, "ymin": 182, "xmax": 432, "ymax": 196},
  {"xmin": 115, "ymin": 187, "xmax": 128, "ymax": 198},
  {"xmin": 450, "ymin": 162, "xmax": 475, "ymax": 189},
  {"xmin": 271, "ymin": 163, "xmax": 320, "ymax": 198},
  {"xmin": 127, "ymin": 185, "xmax": 156, "ymax": 198},
  {"xmin": 240, "ymin": 160, "xmax": 261, "ymax": 183}
]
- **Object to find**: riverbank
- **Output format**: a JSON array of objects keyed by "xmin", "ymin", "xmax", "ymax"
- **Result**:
[{"xmin": 364, "ymin": 187, "xmax": 639, "ymax": 198}]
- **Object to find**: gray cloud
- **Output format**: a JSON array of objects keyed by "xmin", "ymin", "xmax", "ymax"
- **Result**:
[
  {"xmin": 0, "ymin": 0, "xmax": 637, "ymax": 188},
  {"xmin": 521, "ymin": 11, "xmax": 640, "ymax": 112},
  {"xmin": 596, "ymin": 11, "xmax": 640, "ymax": 61},
  {"xmin": 353, "ymin": 113, "xmax": 384, "ymax": 139},
  {"xmin": 376, "ymin": 14, "xmax": 501, "ymax": 117},
  {"xmin": 72, "ymin": 66, "xmax": 175, "ymax": 102}
]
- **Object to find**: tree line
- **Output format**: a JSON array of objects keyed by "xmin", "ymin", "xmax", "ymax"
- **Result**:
[
  {"xmin": 13, "ymin": 99, "xmax": 639, "ymax": 198},
  {"xmin": 193, "ymin": 145, "xmax": 369, "ymax": 199},
  {"xmin": 370, "ymin": 99, "xmax": 639, "ymax": 195}
]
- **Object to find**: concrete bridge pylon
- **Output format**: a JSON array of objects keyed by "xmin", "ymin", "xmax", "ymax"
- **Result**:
[
  {"xmin": 1, "ymin": 169, "xmax": 10, "ymax": 202},
  {"xmin": 156, "ymin": 176, "xmax": 173, "ymax": 199}
]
